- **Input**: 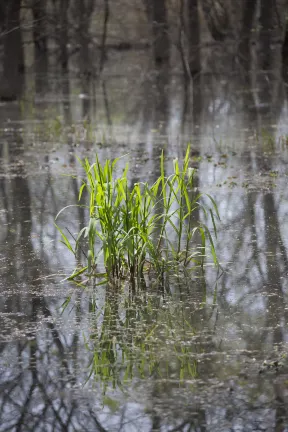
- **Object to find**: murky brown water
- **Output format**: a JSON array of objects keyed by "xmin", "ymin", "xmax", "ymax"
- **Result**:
[{"xmin": 1, "ymin": 61, "xmax": 288, "ymax": 431}]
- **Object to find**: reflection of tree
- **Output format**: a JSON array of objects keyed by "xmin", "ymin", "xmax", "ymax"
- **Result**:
[
  {"xmin": 207, "ymin": 89, "xmax": 288, "ymax": 426},
  {"xmin": 0, "ymin": 116, "xmax": 107, "ymax": 430},
  {"xmin": 1, "ymin": 28, "xmax": 288, "ymax": 428}
]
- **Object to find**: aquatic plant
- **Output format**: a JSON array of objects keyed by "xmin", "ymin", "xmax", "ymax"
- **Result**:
[{"xmin": 56, "ymin": 146, "xmax": 220, "ymax": 288}]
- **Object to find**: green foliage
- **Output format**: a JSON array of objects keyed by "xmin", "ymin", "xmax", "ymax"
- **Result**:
[{"xmin": 56, "ymin": 146, "xmax": 220, "ymax": 287}]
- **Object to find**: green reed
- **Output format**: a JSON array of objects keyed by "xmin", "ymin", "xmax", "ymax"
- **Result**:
[{"xmin": 56, "ymin": 145, "xmax": 220, "ymax": 287}]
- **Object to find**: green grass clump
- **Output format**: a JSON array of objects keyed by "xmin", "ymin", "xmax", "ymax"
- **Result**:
[{"xmin": 56, "ymin": 146, "xmax": 220, "ymax": 288}]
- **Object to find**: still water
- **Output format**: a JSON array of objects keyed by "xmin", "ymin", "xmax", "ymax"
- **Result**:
[{"xmin": 1, "ymin": 61, "xmax": 288, "ymax": 431}]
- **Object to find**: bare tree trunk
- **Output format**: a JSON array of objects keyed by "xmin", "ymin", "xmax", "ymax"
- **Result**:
[
  {"xmin": 259, "ymin": 0, "xmax": 274, "ymax": 72},
  {"xmin": 71, "ymin": 0, "xmax": 95, "ymax": 104},
  {"xmin": 257, "ymin": 0, "xmax": 281, "ymax": 106},
  {"xmin": 32, "ymin": 0, "xmax": 48, "ymax": 92},
  {"xmin": 282, "ymin": 17, "xmax": 288, "ymax": 57},
  {"xmin": 187, "ymin": 0, "xmax": 201, "ymax": 77},
  {"xmin": 238, "ymin": 0, "xmax": 257, "ymax": 71},
  {"xmin": 201, "ymin": 0, "xmax": 230, "ymax": 41},
  {"xmin": 59, "ymin": 0, "xmax": 69, "ymax": 74},
  {"xmin": 142, "ymin": 0, "xmax": 152, "ymax": 20},
  {"xmin": 0, "ymin": 3, "xmax": 5, "ymax": 32},
  {"xmin": 0, "ymin": 0, "xmax": 24, "ymax": 100},
  {"xmin": 99, "ymin": 0, "xmax": 109, "ymax": 75},
  {"xmin": 282, "ymin": 16, "xmax": 288, "ymax": 77},
  {"xmin": 53, "ymin": 0, "xmax": 71, "ymax": 110},
  {"xmin": 75, "ymin": 0, "xmax": 94, "ymax": 79},
  {"xmin": 151, "ymin": 0, "xmax": 170, "ymax": 66}
]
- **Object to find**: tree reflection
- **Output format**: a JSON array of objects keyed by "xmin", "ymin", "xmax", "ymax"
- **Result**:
[
  {"xmin": 0, "ymin": 110, "xmax": 107, "ymax": 431},
  {"xmin": 0, "ymin": 19, "xmax": 288, "ymax": 427}
]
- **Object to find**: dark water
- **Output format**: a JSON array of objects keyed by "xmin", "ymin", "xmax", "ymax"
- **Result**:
[{"xmin": 1, "ymin": 63, "xmax": 288, "ymax": 431}]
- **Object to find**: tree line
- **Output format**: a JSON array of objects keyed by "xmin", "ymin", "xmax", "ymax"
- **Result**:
[{"xmin": 0, "ymin": 0, "xmax": 287, "ymax": 99}]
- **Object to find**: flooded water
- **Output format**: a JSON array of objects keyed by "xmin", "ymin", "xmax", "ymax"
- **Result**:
[{"xmin": 1, "ymin": 61, "xmax": 288, "ymax": 431}]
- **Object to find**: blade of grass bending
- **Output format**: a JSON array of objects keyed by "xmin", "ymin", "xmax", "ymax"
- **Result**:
[
  {"xmin": 55, "ymin": 223, "xmax": 75, "ymax": 255},
  {"xmin": 205, "ymin": 193, "xmax": 220, "ymax": 220},
  {"xmin": 55, "ymin": 204, "xmax": 88, "ymax": 221},
  {"xmin": 201, "ymin": 223, "xmax": 218, "ymax": 266},
  {"xmin": 209, "ymin": 209, "xmax": 218, "ymax": 239},
  {"xmin": 213, "ymin": 282, "xmax": 218, "ymax": 306},
  {"xmin": 197, "ymin": 203, "xmax": 208, "ymax": 218},
  {"xmin": 76, "ymin": 227, "xmax": 87, "ymax": 241},
  {"xmin": 79, "ymin": 182, "xmax": 86, "ymax": 201},
  {"xmin": 88, "ymin": 250, "xmax": 93, "ymax": 273},
  {"xmin": 111, "ymin": 153, "xmax": 129, "ymax": 168},
  {"xmin": 76, "ymin": 155, "xmax": 87, "ymax": 170},
  {"xmin": 183, "ymin": 186, "xmax": 191, "ymax": 212},
  {"xmin": 60, "ymin": 295, "xmax": 72, "ymax": 314},
  {"xmin": 183, "ymin": 144, "xmax": 190, "ymax": 172},
  {"xmin": 67, "ymin": 266, "xmax": 88, "ymax": 280},
  {"xmin": 66, "ymin": 227, "xmax": 88, "ymax": 258},
  {"xmin": 161, "ymin": 210, "xmax": 180, "ymax": 235},
  {"xmin": 198, "ymin": 227, "xmax": 206, "ymax": 268},
  {"xmin": 160, "ymin": 150, "xmax": 166, "ymax": 207}
]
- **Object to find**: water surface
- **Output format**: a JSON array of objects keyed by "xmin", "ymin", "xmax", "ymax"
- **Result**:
[{"xmin": 1, "ymin": 66, "xmax": 288, "ymax": 431}]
